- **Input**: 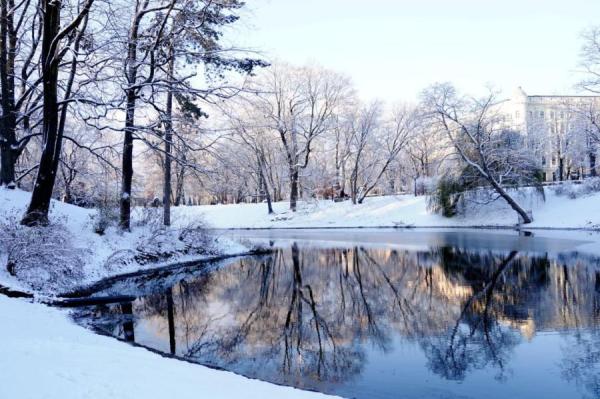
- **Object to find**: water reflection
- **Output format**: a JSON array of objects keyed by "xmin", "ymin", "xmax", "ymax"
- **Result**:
[{"xmin": 81, "ymin": 242, "xmax": 600, "ymax": 399}]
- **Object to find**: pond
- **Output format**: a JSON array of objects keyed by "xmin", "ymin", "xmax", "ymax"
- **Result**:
[{"xmin": 74, "ymin": 229, "xmax": 600, "ymax": 399}]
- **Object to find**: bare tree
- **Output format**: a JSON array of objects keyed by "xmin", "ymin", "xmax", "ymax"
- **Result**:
[
  {"xmin": 21, "ymin": 0, "xmax": 96, "ymax": 226},
  {"xmin": 422, "ymin": 83, "xmax": 536, "ymax": 224},
  {"xmin": 0, "ymin": 0, "xmax": 43, "ymax": 188},
  {"xmin": 250, "ymin": 63, "xmax": 352, "ymax": 211},
  {"xmin": 347, "ymin": 102, "xmax": 417, "ymax": 204}
]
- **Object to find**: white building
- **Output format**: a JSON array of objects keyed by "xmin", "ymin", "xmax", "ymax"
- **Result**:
[{"xmin": 501, "ymin": 87, "xmax": 600, "ymax": 181}]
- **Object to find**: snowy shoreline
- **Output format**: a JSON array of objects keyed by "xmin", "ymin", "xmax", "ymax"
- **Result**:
[
  {"xmin": 2, "ymin": 186, "xmax": 600, "ymax": 399},
  {"xmin": 212, "ymin": 225, "xmax": 600, "ymax": 231},
  {"xmin": 0, "ymin": 188, "xmax": 339, "ymax": 399},
  {"xmin": 178, "ymin": 188, "xmax": 600, "ymax": 231}
]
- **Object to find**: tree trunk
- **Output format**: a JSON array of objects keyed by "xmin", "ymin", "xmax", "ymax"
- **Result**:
[
  {"xmin": 258, "ymin": 155, "xmax": 273, "ymax": 214},
  {"xmin": 21, "ymin": 0, "xmax": 61, "ymax": 226},
  {"xmin": 289, "ymin": 167, "xmax": 299, "ymax": 212},
  {"xmin": 119, "ymin": 92, "xmax": 135, "ymax": 230},
  {"xmin": 119, "ymin": 7, "xmax": 142, "ymax": 231},
  {"xmin": 590, "ymin": 152, "xmax": 597, "ymax": 177},
  {"xmin": 174, "ymin": 161, "xmax": 185, "ymax": 206},
  {"xmin": 0, "ymin": 0, "xmax": 16, "ymax": 188},
  {"xmin": 163, "ymin": 51, "xmax": 174, "ymax": 226},
  {"xmin": 0, "ymin": 141, "xmax": 15, "ymax": 187},
  {"xmin": 488, "ymin": 176, "xmax": 532, "ymax": 224},
  {"xmin": 558, "ymin": 157, "xmax": 564, "ymax": 181}
]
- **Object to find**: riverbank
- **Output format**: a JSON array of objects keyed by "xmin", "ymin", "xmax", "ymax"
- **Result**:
[
  {"xmin": 0, "ymin": 295, "xmax": 336, "ymax": 399},
  {"xmin": 0, "ymin": 188, "xmax": 250, "ymax": 295},
  {"xmin": 177, "ymin": 186, "xmax": 600, "ymax": 230},
  {"xmin": 0, "ymin": 188, "xmax": 337, "ymax": 399}
]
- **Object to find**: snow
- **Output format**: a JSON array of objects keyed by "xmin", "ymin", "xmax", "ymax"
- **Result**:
[
  {"xmin": 3, "ymin": 186, "xmax": 600, "ymax": 294},
  {"xmin": 0, "ymin": 295, "xmax": 337, "ymax": 399},
  {"xmin": 0, "ymin": 188, "xmax": 250, "ymax": 294},
  {"xmin": 2, "ymin": 186, "xmax": 600, "ymax": 399},
  {"xmin": 174, "ymin": 189, "xmax": 600, "ymax": 230}
]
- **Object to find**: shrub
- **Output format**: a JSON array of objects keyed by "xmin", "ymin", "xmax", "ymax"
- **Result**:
[
  {"xmin": 90, "ymin": 202, "xmax": 119, "ymax": 235},
  {"xmin": 0, "ymin": 214, "xmax": 88, "ymax": 292},
  {"xmin": 552, "ymin": 178, "xmax": 600, "ymax": 199},
  {"xmin": 428, "ymin": 176, "xmax": 467, "ymax": 217}
]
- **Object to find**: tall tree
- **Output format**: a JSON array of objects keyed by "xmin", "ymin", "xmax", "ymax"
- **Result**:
[
  {"xmin": 119, "ymin": 0, "xmax": 266, "ymax": 230},
  {"xmin": 21, "ymin": 0, "xmax": 95, "ymax": 226},
  {"xmin": 251, "ymin": 63, "xmax": 352, "ymax": 211},
  {"xmin": 347, "ymin": 102, "xmax": 417, "ymax": 204},
  {"xmin": 0, "ymin": 0, "xmax": 41, "ymax": 187}
]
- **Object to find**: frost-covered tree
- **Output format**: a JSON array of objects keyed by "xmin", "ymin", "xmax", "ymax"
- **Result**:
[
  {"xmin": 21, "ymin": 0, "xmax": 97, "ymax": 226},
  {"xmin": 347, "ymin": 102, "xmax": 418, "ymax": 204},
  {"xmin": 247, "ymin": 63, "xmax": 353, "ymax": 211},
  {"xmin": 422, "ymin": 83, "xmax": 540, "ymax": 224}
]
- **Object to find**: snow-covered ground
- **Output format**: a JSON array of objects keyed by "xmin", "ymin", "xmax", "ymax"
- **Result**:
[
  {"xmin": 175, "ymin": 188, "xmax": 600, "ymax": 229},
  {"xmin": 0, "ymin": 295, "xmax": 336, "ymax": 399},
  {"xmin": 0, "ymin": 188, "xmax": 249, "ymax": 294},
  {"xmin": 1, "ymin": 185, "xmax": 600, "ymax": 399},
  {"xmin": 0, "ymin": 188, "xmax": 336, "ymax": 399}
]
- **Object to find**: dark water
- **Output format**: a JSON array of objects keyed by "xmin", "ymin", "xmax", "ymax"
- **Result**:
[{"xmin": 76, "ymin": 231, "xmax": 600, "ymax": 399}]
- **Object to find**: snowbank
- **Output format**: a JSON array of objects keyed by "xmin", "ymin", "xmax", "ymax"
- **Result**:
[
  {"xmin": 0, "ymin": 295, "xmax": 336, "ymax": 399},
  {"xmin": 0, "ymin": 188, "xmax": 249, "ymax": 294},
  {"xmin": 175, "ymin": 188, "xmax": 600, "ymax": 230}
]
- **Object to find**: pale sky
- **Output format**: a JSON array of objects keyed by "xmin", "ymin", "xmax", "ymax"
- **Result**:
[{"xmin": 232, "ymin": 0, "xmax": 600, "ymax": 102}]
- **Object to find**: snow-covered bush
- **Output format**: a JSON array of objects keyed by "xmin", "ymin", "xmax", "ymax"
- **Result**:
[
  {"xmin": 552, "ymin": 178, "xmax": 600, "ymax": 199},
  {"xmin": 0, "ymin": 213, "xmax": 88, "ymax": 292},
  {"xmin": 133, "ymin": 206, "xmax": 163, "ymax": 229},
  {"xmin": 104, "ymin": 218, "xmax": 216, "ymax": 269},
  {"xmin": 90, "ymin": 202, "xmax": 119, "ymax": 235}
]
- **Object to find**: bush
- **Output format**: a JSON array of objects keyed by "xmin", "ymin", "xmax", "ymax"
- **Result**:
[
  {"xmin": 133, "ymin": 206, "xmax": 163, "ymax": 229},
  {"xmin": 90, "ymin": 202, "xmax": 119, "ymax": 235},
  {"xmin": 428, "ymin": 176, "xmax": 467, "ymax": 217},
  {"xmin": 552, "ymin": 178, "xmax": 600, "ymax": 199},
  {"xmin": 104, "ymin": 219, "xmax": 215, "ymax": 269},
  {"xmin": 0, "ymin": 214, "xmax": 88, "ymax": 292}
]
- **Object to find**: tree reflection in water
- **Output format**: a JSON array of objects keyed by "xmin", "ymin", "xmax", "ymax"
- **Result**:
[{"xmin": 85, "ymin": 242, "xmax": 600, "ymax": 397}]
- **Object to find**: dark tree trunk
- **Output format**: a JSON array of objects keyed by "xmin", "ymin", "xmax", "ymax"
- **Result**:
[
  {"xmin": 119, "ymin": 9, "xmax": 142, "ymax": 231},
  {"xmin": 261, "ymin": 166, "xmax": 273, "ymax": 214},
  {"xmin": 120, "ymin": 98, "xmax": 135, "ymax": 230},
  {"xmin": 590, "ymin": 152, "xmax": 597, "ymax": 177},
  {"xmin": 0, "ymin": 0, "xmax": 17, "ymax": 188},
  {"xmin": 488, "ymin": 174, "xmax": 532, "ymax": 224},
  {"xmin": 21, "ymin": 0, "xmax": 92, "ymax": 225},
  {"xmin": 289, "ymin": 168, "xmax": 299, "ymax": 212},
  {"xmin": 163, "ymin": 52, "xmax": 174, "ymax": 226},
  {"xmin": 558, "ymin": 157, "xmax": 564, "ymax": 181},
  {"xmin": 174, "ymin": 160, "xmax": 185, "ymax": 206},
  {"xmin": 21, "ymin": 0, "xmax": 61, "ymax": 226}
]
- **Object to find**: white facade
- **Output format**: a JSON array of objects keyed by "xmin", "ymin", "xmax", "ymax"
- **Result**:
[{"xmin": 501, "ymin": 87, "xmax": 600, "ymax": 181}]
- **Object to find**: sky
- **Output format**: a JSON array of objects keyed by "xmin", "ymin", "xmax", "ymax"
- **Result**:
[{"xmin": 231, "ymin": 0, "xmax": 600, "ymax": 102}]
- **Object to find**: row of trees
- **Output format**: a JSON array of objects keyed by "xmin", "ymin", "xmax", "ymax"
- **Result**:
[
  {"xmin": 5, "ymin": 5, "xmax": 600, "ymax": 227},
  {"xmin": 0, "ymin": 0, "xmax": 265, "ymax": 229}
]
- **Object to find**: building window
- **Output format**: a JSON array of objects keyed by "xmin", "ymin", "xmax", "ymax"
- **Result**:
[
  {"xmin": 539, "ymin": 111, "xmax": 544, "ymax": 118},
  {"xmin": 542, "ymin": 156, "xmax": 546, "ymax": 166},
  {"xmin": 550, "ymin": 111, "xmax": 555, "ymax": 119}
]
